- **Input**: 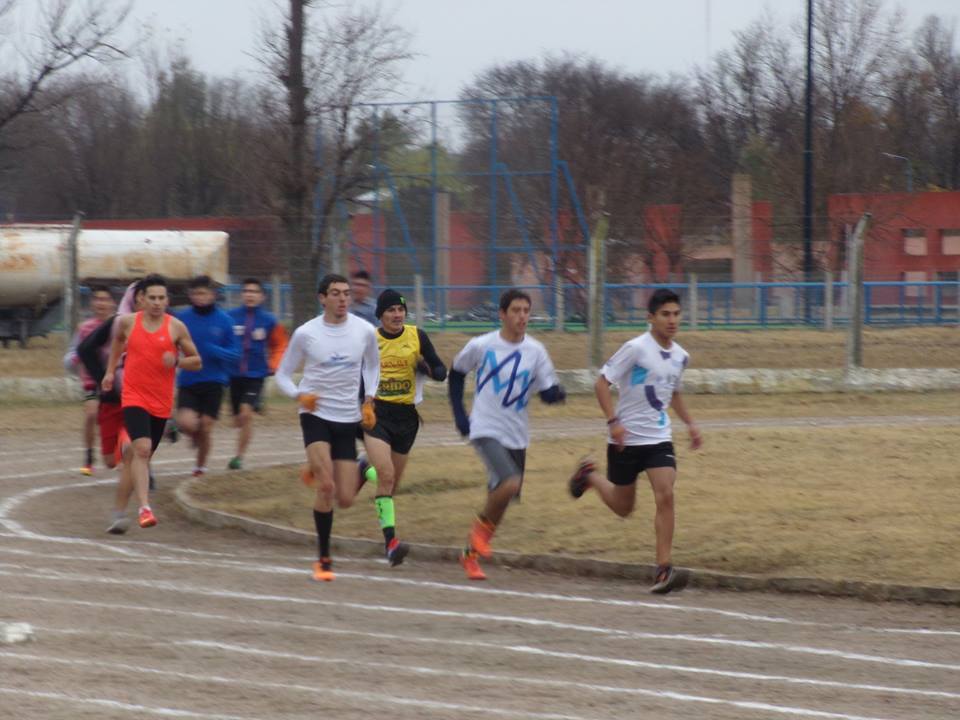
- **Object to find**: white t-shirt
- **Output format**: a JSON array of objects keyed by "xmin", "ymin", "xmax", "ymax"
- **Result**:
[
  {"xmin": 275, "ymin": 313, "xmax": 380, "ymax": 423},
  {"xmin": 601, "ymin": 332, "xmax": 689, "ymax": 446},
  {"xmin": 452, "ymin": 331, "xmax": 559, "ymax": 450}
]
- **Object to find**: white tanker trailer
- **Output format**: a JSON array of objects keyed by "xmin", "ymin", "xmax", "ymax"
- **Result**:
[{"xmin": 0, "ymin": 225, "xmax": 228, "ymax": 346}]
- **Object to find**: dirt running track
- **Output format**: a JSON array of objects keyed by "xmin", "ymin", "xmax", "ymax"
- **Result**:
[{"xmin": 1, "ymin": 416, "xmax": 958, "ymax": 720}]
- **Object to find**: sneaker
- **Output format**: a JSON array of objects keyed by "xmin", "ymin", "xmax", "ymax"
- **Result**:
[
  {"xmin": 80, "ymin": 464, "xmax": 94, "ymax": 477},
  {"xmin": 228, "ymin": 456, "xmax": 243, "ymax": 470},
  {"xmin": 356, "ymin": 454, "xmax": 377, "ymax": 492},
  {"xmin": 300, "ymin": 464, "xmax": 316, "ymax": 488},
  {"xmin": 650, "ymin": 564, "xmax": 687, "ymax": 594},
  {"xmin": 138, "ymin": 507, "xmax": 157, "ymax": 529},
  {"xmin": 460, "ymin": 549, "xmax": 486, "ymax": 581},
  {"xmin": 106, "ymin": 513, "xmax": 129, "ymax": 535},
  {"xmin": 569, "ymin": 457, "xmax": 595, "ymax": 499},
  {"xmin": 468, "ymin": 516, "xmax": 495, "ymax": 559},
  {"xmin": 312, "ymin": 557, "xmax": 335, "ymax": 582},
  {"xmin": 191, "ymin": 466, "xmax": 207, "ymax": 478},
  {"xmin": 386, "ymin": 538, "xmax": 409, "ymax": 567}
]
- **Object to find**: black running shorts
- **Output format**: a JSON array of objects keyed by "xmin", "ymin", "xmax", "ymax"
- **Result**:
[
  {"xmin": 122, "ymin": 406, "xmax": 167, "ymax": 454},
  {"xmin": 300, "ymin": 414, "xmax": 359, "ymax": 461},
  {"xmin": 607, "ymin": 441, "xmax": 676, "ymax": 486},
  {"xmin": 229, "ymin": 377, "xmax": 265, "ymax": 415},
  {"xmin": 363, "ymin": 399, "xmax": 420, "ymax": 455},
  {"xmin": 177, "ymin": 381, "xmax": 225, "ymax": 420}
]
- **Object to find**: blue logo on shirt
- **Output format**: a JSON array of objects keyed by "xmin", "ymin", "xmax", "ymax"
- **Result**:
[
  {"xmin": 477, "ymin": 350, "xmax": 533, "ymax": 410},
  {"xmin": 323, "ymin": 352, "xmax": 353, "ymax": 367}
]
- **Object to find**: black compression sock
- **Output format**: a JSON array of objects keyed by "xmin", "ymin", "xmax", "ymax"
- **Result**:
[
  {"xmin": 85, "ymin": 448, "xmax": 94, "ymax": 466},
  {"xmin": 313, "ymin": 509, "xmax": 334, "ymax": 559}
]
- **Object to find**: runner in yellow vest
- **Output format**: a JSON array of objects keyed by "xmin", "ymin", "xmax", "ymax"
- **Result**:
[{"xmin": 358, "ymin": 289, "xmax": 447, "ymax": 566}]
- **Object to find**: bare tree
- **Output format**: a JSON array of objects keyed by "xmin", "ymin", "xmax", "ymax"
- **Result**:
[
  {"xmin": 263, "ymin": 1, "xmax": 411, "ymax": 327},
  {"xmin": 0, "ymin": 0, "xmax": 130, "ymax": 149}
]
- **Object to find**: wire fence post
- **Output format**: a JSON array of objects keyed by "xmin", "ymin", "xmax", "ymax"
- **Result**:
[
  {"xmin": 62, "ymin": 211, "xmax": 84, "ymax": 347},
  {"xmin": 413, "ymin": 273, "xmax": 424, "ymax": 326},
  {"xmin": 688, "ymin": 273, "xmax": 699, "ymax": 330},
  {"xmin": 553, "ymin": 261, "xmax": 565, "ymax": 332},
  {"xmin": 824, "ymin": 270, "xmax": 833, "ymax": 331},
  {"xmin": 271, "ymin": 273, "xmax": 283, "ymax": 319},
  {"xmin": 587, "ymin": 200, "xmax": 609, "ymax": 369},
  {"xmin": 846, "ymin": 213, "xmax": 871, "ymax": 372}
]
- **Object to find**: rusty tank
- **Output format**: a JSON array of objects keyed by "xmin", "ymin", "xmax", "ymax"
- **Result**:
[{"xmin": 0, "ymin": 225, "xmax": 229, "ymax": 346}]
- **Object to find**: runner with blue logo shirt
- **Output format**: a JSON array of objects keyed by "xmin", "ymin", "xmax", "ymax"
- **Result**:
[
  {"xmin": 448, "ymin": 288, "xmax": 566, "ymax": 581},
  {"xmin": 569, "ymin": 288, "xmax": 703, "ymax": 594},
  {"xmin": 176, "ymin": 275, "xmax": 241, "ymax": 477}
]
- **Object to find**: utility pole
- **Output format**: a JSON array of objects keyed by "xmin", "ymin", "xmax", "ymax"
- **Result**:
[{"xmin": 802, "ymin": 0, "xmax": 815, "ymax": 322}]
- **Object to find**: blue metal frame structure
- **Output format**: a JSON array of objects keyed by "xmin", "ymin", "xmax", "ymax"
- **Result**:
[{"xmin": 312, "ymin": 96, "xmax": 589, "ymax": 318}]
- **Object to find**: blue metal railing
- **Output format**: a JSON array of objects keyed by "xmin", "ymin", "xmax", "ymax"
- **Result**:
[{"xmin": 216, "ymin": 280, "xmax": 960, "ymax": 329}]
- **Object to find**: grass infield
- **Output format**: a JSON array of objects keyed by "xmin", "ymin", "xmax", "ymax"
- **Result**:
[
  {"xmin": 187, "ymin": 398, "xmax": 960, "ymax": 589},
  {"xmin": 5, "ymin": 325, "xmax": 960, "ymax": 377}
]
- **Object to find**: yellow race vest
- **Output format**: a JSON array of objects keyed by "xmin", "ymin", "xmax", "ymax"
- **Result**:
[{"xmin": 376, "ymin": 324, "xmax": 420, "ymax": 404}]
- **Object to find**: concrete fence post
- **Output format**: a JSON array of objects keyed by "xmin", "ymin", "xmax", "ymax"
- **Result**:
[
  {"xmin": 846, "ymin": 213, "xmax": 871, "ymax": 372},
  {"xmin": 824, "ymin": 270, "xmax": 834, "ymax": 331},
  {"xmin": 689, "ymin": 273, "xmax": 699, "ymax": 330}
]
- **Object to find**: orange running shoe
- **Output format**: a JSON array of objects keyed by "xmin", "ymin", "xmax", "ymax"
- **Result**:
[
  {"xmin": 468, "ymin": 516, "xmax": 495, "ymax": 558},
  {"xmin": 300, "ymin": 464, "xmax": 316, "ymax": 488},
  {"xmin": 138, "ymin": 507, "xmax": 157, "ymax": 528},
  {"xmin": 460, "ymin": 550, "xmax": 486, "ymax": 581},
  {"xmin": 312, "ymin": 557, "xmax": 335, "ymax": 582}
]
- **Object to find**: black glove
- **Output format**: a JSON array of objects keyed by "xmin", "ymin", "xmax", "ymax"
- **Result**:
[{"xmin": 539, "ymin": 384, "xmax": 567, "ymax": 405}]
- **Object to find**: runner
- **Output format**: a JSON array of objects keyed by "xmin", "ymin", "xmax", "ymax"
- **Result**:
[
  {"xmin": 64, "ymin": 285, "xmax": 116, "ymax": 475},
  {"xmin": 77, "ymin": 281, "xmax": 142, "ymax": 487},
  {"xmin": 102, "ymin": 274, "xmax": 201, "ymax": 531},
  {"xmin": 175, "ymin": 275, "xmax": 240, "ymax": 477},
  {"xmin": 356, "ymin": 288, "xmax": 447, "ymax": 566},
  {"xmin": 448, "ymin": 288, "xmax": 566, "ymax": 581},
  {"xmin": 348, "ymin": 269, "xmax": 377, "ymax": 325},
  {"xmin": 568, "ymin": 288, "xmax": 703, "ymax": 594},
  {"xmin": 275, "ymin": 273, "xmax": 380, "ymax": 581},
  {"xmin": 226, "ymin": 278, "xmax": 288, "ymax": 470}
]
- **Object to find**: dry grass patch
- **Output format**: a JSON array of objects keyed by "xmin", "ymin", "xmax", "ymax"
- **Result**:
[
  {"xmin": 191, "ymin": 423, "xmax": 960, "ymax": 588},
  {"xmin": 5, "ymin": 326, "xmax": 960, "ymax": 376}
]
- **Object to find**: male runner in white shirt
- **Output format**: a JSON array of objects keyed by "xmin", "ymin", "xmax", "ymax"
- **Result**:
[
  {"xmin": 448, "ymin": 288, "xmax": 566, "ymax": 580},
  {"xmin": 569, "ymin": 288, "xmax": 703, "ymax": 594},
  {"xmin": 275, "ymin": 273, "xmax": 380, "ymax": 581}
]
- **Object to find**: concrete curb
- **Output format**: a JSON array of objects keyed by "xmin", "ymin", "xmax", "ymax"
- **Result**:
[
  {"xmin": 174, "ymin": 479, "xmax": 960, "ymax": 606},
  {"xmin": 8, "ymin": 367, "xmax": 960, "ymax": 403}
]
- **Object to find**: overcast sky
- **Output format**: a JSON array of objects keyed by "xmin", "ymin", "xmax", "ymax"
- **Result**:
[{"xmin": 127, "ymin": 0, "xmax": 958, "ymax": 99}]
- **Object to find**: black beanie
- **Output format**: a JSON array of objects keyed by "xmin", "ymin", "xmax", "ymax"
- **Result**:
[{"xmin": 375, "ymin": 288, "xmax": 407, "ymax": 319}]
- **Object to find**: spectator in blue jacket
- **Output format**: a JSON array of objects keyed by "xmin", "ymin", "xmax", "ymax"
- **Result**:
[
  {"xmin": 176, "ymin": 275, "xmax": 241, "ymax": 477},
  {"xmin": 226, "ymin": 278, "xmax": 288, "ymax": 470}
]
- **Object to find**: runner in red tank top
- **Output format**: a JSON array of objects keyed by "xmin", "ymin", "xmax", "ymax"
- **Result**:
[{"xmin": 103, "ymin": 274, "xmax": 201, "ymax": 531}]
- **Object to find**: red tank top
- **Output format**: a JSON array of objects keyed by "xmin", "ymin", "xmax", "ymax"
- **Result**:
[{"xmin": 121, "ymin": 312, "xmax": 177, "ymax": 417}]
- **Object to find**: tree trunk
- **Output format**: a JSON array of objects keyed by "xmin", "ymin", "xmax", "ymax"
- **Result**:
[{"xmin": 284, "ymin": 0, "xmax": 315, "ymax": 328}]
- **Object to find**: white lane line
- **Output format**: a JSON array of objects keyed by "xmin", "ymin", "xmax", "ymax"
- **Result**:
[
  {"xmin": 0, "ymin": 642, "xmax": 912, "ymax": 720},
  {"xmin": 4, "ymin": 543, "xmax": 956, "ymax": 639},
  {"xmin": 0, "ymin": 447, "xmax": 307, "ymax": 482},
  {"xmin": 15, "ymin": 597, "xmax": 960, "ymax": 702},
  {"xmin": 0, "ymin": 654, "xmax": 596, "ymax": 720},
  {"xmin": 2, "ymin": 566, "xmax": 957, "ymax": 672},
  {"xmin": 0, "ymin": 688, "xmax": 257, "ymax": 720}
]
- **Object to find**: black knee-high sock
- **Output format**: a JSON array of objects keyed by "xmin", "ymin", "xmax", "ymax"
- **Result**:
[
  {"xmin": 313, "ymin": 509, "xmax": 334, "ymax": 559},
  {"xmin": 85, "ymin": 447, "xmax": 94, "ymax": 466}
]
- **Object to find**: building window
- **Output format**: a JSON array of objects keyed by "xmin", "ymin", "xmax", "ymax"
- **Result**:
[
  {"xmin": 938, "ymin": 271, "xmax": 959, "ymax": 301},
  {"xmin": 904, "ymin": 271, "xmax": 926, "ymax": 298},
  {"xmin": 903, "ymin": 229, "xmax": 927, "ymax": 256},
  {"xmin": 942, "ymin": 230, "xmax": 960, "ymax": 255}
]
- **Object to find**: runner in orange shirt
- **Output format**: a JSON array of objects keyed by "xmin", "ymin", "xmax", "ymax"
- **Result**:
[{"xmin": 103, "ymin": 274, "xmax": 201, "ymax": 530}]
